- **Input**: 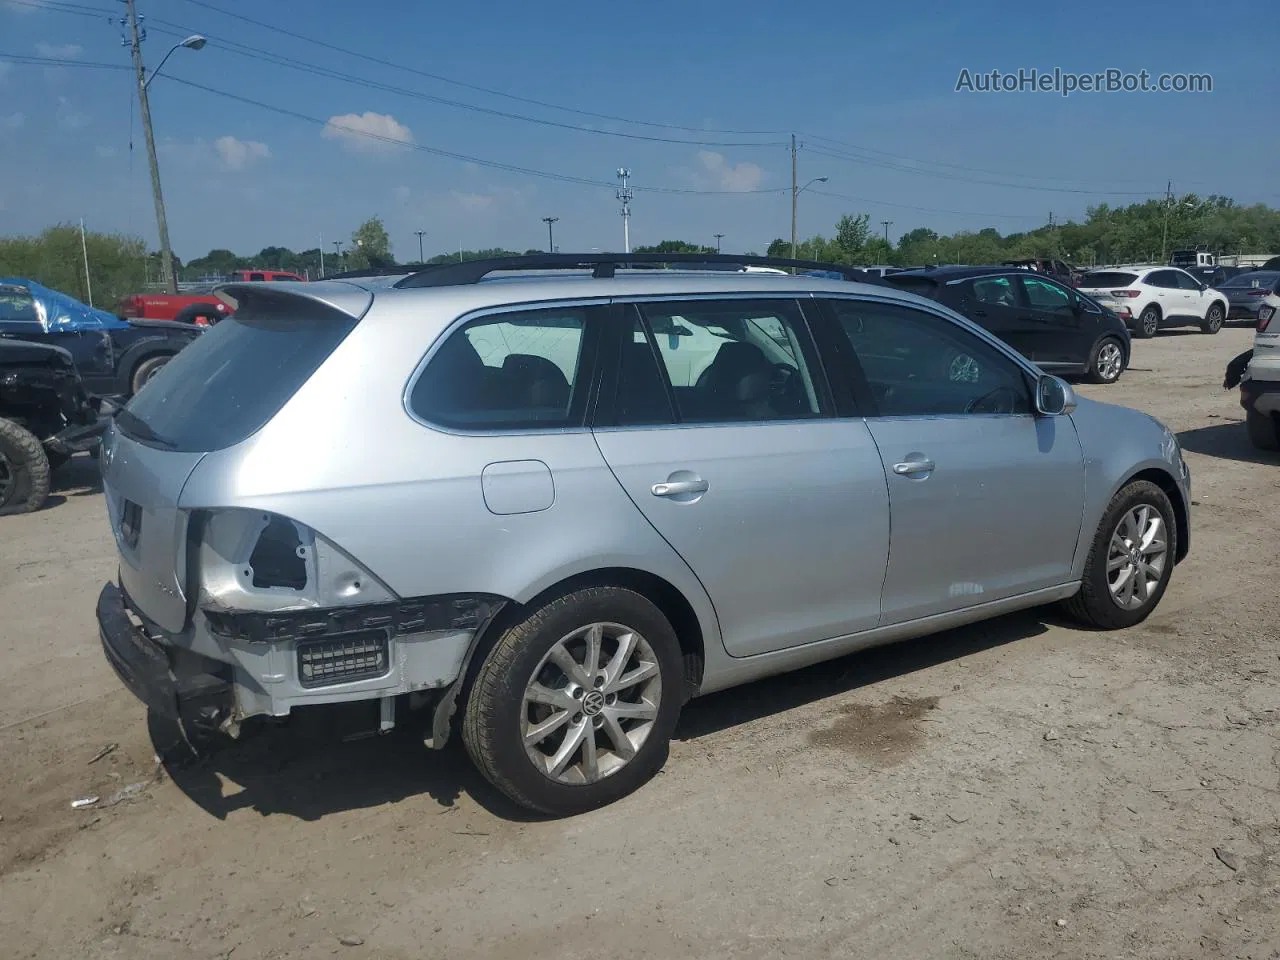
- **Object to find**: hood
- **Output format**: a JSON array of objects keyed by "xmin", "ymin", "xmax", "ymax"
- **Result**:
[{"xmin": 0, "ymin": 336, "xmax": 77, "ymax": 368}]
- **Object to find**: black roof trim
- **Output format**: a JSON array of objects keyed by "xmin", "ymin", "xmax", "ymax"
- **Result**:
[{"xmin": 389, "ymin": 253, "xmax": 883, "ymax": 289}]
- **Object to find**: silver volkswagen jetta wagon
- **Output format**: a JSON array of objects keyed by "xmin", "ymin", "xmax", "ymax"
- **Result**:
[{"xmin": 97, "ymin": 254, "xmax": 1190, "ymax": 816}]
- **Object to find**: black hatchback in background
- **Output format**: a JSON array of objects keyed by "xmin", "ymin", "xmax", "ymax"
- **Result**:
[{"xmin": 884, "ymin": 265, "xmax": 1132, "ymax": 384}]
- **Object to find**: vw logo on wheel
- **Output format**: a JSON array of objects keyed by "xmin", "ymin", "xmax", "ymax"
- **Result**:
[{"xmin": 581, "ymin": 689, "xmax": 606, "ymax": 716}]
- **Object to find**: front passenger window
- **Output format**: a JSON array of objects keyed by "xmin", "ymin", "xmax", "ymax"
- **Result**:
[
  {"xmin": 1020, "ymin": 276, "xmax": 1073, "ymax": 312},
  {"xmin": 828, "ymin": 299, "xmax": 1032, "ymax": 417}
]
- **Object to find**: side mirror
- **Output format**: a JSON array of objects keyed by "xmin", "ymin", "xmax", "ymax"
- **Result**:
[
  {"xmin": 1199, "ymin": 282, "xmax": 1208, "ymax": 292},
  {"xmin": 1036, "ymin": 374, "xmax": 1077, "ymax": 416}
]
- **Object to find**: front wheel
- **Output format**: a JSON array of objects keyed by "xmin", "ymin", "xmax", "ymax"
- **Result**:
[
  {"xmin": 1200, "ymin": 303, "xmax": 1224, "ymax": 334},
  {"xmin": 1063, "ymin": 480, "xmax": 1176, "ymax": 629},
  {"xmin": 1087, "ymin": 338, "xmax": 1125, "ymax": 384},
  {"xmin": 1246, "ymin": 409, "xmax": 1280, "ymax": 451},
  {"xmin": 0, "ymin": 418, "xmax": 52, "ymax": 516},
  {"xmin": 462, "ymin": 586, "xmax": 684, "ymax": 816}
]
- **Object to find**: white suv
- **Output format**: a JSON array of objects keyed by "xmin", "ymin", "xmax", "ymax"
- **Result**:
[
  {"xmin": 1230, "ymin": 294, "xmax": 1280, "ymax": 450},
  {"xmin": 1079, "ymin": 266, "xmax": 1228, "ymax": 339}
]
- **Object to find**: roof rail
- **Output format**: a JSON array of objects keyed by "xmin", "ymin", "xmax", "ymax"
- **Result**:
[{"xmin": 391, "ymin": 252, "xmax": 881, "ymax": 289}]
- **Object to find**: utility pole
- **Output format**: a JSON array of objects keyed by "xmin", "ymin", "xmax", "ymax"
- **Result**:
[
  {"xmin": 714, "ymin": 233, "xmax": 725, "ymax": 253},
  {"xmin": 414, "ymin": 229, "xmax": 426, "ymax": 263},
  {"xmin": 319, "ymin": 231, "xmax": 325, "ymax": 278},
  {"xmin": 616, "ymin": 169, "xmax": 633, "ymax": 254},
  {"xmin": 790, "ymin": 134, "xmax": 798, "ymax": 264},
  {"xmin": 79, "ymin": 218, "xmax": 94, "ymax": 306},
  {"xmin": 542, "ymin": 216, "xmax": 559, "ymax": 253},
  {"xmin": 332, "ymin": 240, "xmax": 344, "ymax": 272},
  {"xmin": 880, "ymin": 220, "xmax": 893, "ymax": 246},
  {"xmin": 1161, "ymin": 179, "xmax": 1173, "ymax": 263},
  {"xmin": 124, "ymin": 0, "xmax": 178, "ymax": 294}
]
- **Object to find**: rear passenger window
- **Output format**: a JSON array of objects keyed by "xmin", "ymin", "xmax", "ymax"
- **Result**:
[
  {"xmin": 613, "ymin": 312, "xmax": 675, "ymax": 426},
  {"xmin": 409, "ymin": 307, "xmax": 593, "ymax": 430},
  {"xmin": 635, "ymin": 299, "xmax": 822, "ymax": 424},
  {"xmin": 971, "ymin": 276, "xmax": 1016, "ymax": 306}
]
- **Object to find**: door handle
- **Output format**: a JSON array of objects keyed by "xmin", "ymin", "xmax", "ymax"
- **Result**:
[
  {"xmin": 651, "ymin": 479, "xmax": 709, "ymax": 497},
  {"xmin": 892, "ymin": 458, "xmax": 935, "ymax": 476}
]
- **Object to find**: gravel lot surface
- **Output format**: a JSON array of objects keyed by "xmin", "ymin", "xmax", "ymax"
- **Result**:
[{"xmin": 2, "ymin": 325, "xmax": 1277, "ymax": 960}]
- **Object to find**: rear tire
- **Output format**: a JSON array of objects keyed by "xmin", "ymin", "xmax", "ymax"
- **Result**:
[
  {"xmin": 1200, "ymin": 302, "xmax": 1224, "ymax": 334},
  {"xmin": 1087, "ymin": 337, "xmax": 1125, "ymax": 384},
  {"xmin": 1246, "ymin": 409, "xmax": 1280, "ymax": 451},
  {"xmin": 1135, "ymin": 305, "xmax": 1160, "ymax": 338},
  {"xmin": 462, "ymin": 586, "xmax": 684, "ymax": 816},
  {"xmin": 129, "ymin": 355, "xmax": 171, "ymax": 395},
  {"xmin": 0, "ymin": 418, "xmax": 52, "ymax": 516},
  {"xmin": 1063, "ymin": 480, "xmax": 1176, "ymax": 630}
]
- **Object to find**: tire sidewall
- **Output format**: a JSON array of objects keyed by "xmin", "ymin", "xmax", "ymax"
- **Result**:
[
  {"xmin": 1203, "ymin": 304, "xmax": 1224, "ymax": 333},
  {"xmin": 1083, "ymin": 481, "xmax": 1176, "ymax": 628},
  {"xmin": 1138, "ymin": 307, "xmax": 1160, "ymax": 338},
  {"xmin": 130, "ymin": 355, "xmax": 171, "ymax": 395},
  {"xmin": 0, "ymin": 420, "xmax": 50, "ymax": 515},
  {"xmin": 467, "ymin": 587, "xmax": 684, "ymax": 815}
]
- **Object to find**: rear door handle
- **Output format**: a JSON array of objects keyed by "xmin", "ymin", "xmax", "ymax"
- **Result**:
[
  {"xmin": 651, "ymin": 479, "xmax": 709, "ymax": 497},
  {"xmin": 892, "ymin": 458, "xmax": 935, "ymax": 476}
]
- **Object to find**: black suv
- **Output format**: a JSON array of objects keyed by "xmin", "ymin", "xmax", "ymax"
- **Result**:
[
  {"xmin": 886, "ymin": 266, "xmax": 1132, "ymax": 384},
  {"xmin": 1, "ymin": 339, "xmax": 109, "ymax": 514}
]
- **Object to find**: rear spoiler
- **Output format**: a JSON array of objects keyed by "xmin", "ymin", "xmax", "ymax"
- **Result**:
[{"xmin": 213, "ymin": 281, "xmax": 374, "ymax": 321}]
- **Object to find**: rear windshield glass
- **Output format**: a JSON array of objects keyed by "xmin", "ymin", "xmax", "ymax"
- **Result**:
[
  {"xmin": 1221, "ymin": 271, "xmax": 1279, "ymax": 288},
  {"xmin": 116, "ymin": 291, "xmax": 359, "ymax": 452},
  {"xmin": 1080, "ymin": 271, "xmax": 1138, "ymax": 287}
]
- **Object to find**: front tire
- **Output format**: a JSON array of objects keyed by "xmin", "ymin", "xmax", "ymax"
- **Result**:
[
  {"xmin": 1135, "ymin": 305, "xmax": 1160, "ymax": 339},
  {"xmin": 1246, "ymin": 409, "xmax": 1280, "ymax": 451},
  {"xmin": 1087, "ymin": 337, "xmax": 1125, "ymax": 384},
  {"xmin": 462, "ymin": 586, "xmax": 684, "ymax": 816},
  {"xmin": 1200, "ymin": 302, "xmax": 1225, "ymax": 334},
  {"xmin": 0, "ymin": 418, "xmax": 52, "ymax": 516},
  {"xmin": 1063, "ymin": 480, "xmax": 1176, "ymax": 629}
]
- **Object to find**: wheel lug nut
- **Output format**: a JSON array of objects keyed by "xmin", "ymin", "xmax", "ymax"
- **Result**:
[
  {"xmin": 606, "ymin": 694, "xmax": 616, "ymax": 705},
  {"xmin": 572, "ymin": 713, "xmax": 583, "ymax": 724},
  {"xmin": 572, "ymin": 688, "xmax": 583, "ymax": 699},
  {"xmin": 594, "ymin": 676, "xmax": 604, "ymax": 688}
]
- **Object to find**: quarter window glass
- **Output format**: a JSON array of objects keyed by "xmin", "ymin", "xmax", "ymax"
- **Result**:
[
  {"xmin": 409, "ymin": 307, "xmax": 588, "ymax": 429},
  {"xmin": 636, "ymin": 299, "xmax": 820, "ymax": 423},
  {"xmin": 971, "ymin": 276, "xmax": 1016, "ymax": 306},
  {"xmin": 614, "ymin": 312, "xmax": 675, "ymax": 426},
  {"xmin": 829, "ymin": 299, "xmax": 1031, "ymax": 417},
  {"xmin": 1021, "ymin": 276, "xmax": 1073, "ymax": 312}
]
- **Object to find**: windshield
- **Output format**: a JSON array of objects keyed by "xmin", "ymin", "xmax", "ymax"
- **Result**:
[
  {"xmin": 117, "ymin": 292, "xmax": 359, "ymax": 452},
  {"xmin": 1080, "ymin": 271, "xmax": 1138, "ymax": 287},
  {"xmin": 1221, "ymin": 271, "xmax": 1279, "ymax": 289}
]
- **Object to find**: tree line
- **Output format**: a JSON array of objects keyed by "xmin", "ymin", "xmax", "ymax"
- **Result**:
[{"xmin": 4, "ymin": 197, "xmax": 1279, "ymax": 308}]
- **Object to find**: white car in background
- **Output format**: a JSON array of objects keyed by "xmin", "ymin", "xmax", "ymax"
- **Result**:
[
  {"xmin": 1225, "ymin": 291, "xmax": 1280, "ymax": 450},
  {"xmin": 1078, "ymin": 266, "xmax": 1228, "ymax": 339}
]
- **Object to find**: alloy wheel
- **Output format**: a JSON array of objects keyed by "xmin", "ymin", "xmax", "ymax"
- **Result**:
[
  {"xmin": 1142, "ymin": 311, "xmax": 1159, "ymax": 337},
  {"xmin": 1096, "ymin": 342, "xmax": 1123, "ymax": 382},
  {"xmin": 1205, "ymin": 305, "xmax": 1223, "ymax": 332},
  {"xmin": 521, "ymin": 622, "xmax": 662, "ymax": 785},
  {"xmin": 1106, "ymin": 505, "xmax": 1168, "ymax": 610}
]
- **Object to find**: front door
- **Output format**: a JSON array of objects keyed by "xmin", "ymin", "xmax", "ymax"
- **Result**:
[
  {"xmin": 592, "ymin": 298, "xmax": 891, "ymax": 658},
  {"xmin": 1016, "ymin": 274, "xmax": 1085, "ymax": 366},
  {"xmin": 822, "ymin": 297, "xmax": 1086, "ymax": 624},
  {"xmin": 1173, "ymin": 268, "xmax": 1209, "ymax": 319}
]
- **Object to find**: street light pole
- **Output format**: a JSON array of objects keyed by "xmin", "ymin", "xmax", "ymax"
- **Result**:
[
  {"xmin": 124, "ymin": 0, "xmax": 202, "ymax": 295},
  {"xmin": 414, "ymin": 230, "xmax": 426, "ymax": 263},
  {"xmin": 542, "ymin": 216, "xmax": 559, "ymax": 253},
  {"xmin": 714, "ymin": 233, "xmax": 725, "ymax": 252},
  {"xmin": 332, "ymin": 241, "xmax": 344, "ymax": 272},
  {"xmin": 881, "ymin": 220, "xmax": 893, "ymax": 245}
]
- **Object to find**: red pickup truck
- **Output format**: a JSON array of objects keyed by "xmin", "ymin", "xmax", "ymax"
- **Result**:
[{"xmin": 118, "ymin": 269, "xmax": 307, "ymax": 325}]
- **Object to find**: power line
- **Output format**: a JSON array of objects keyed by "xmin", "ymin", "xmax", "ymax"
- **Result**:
[
  {"xmin": 175, "ymin": 0, "xmax": 787, "ymax": 137},
  {"xmin": 0, "ymin": 52, "xmax": 130, "ymax": 70},
  {"xmin": 161, "ymin": 74, "xmax": 789, "ymax": 197},
  {"xmin": 141, "ymin": 22, "xmax": 784, "ymax": 148},
  {"xmin": 3, "ymin": 0, "xmax": 115, "ymax": 16},
  {"xmin": 807, "ymin": 188, "xmax": 1044, "ymax": 221}
]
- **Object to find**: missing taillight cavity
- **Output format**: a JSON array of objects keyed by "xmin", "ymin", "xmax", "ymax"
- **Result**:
[{"xmin": 249, "ymin": 516, "xmax": 307, "ymax": 589}]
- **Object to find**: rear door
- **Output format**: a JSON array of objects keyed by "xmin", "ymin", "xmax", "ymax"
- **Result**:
[
  {"xmin": 1145, "ymin": 270, "xmax": 1181, "ymax": 318},
  {"xmin": 592, "ymin": 297, "xmax": 891, "ymax": 657},
  {"xmin": 1015, "ymin": 274, "xmax": 1086, "ymax": 367},
  {"xmin": 956, "ymin": 274, "xmax": 1029, "ymax": 357},
  {"xmin": 820, "ymin": 296, "xmax": 1085, "ymax": 624}
]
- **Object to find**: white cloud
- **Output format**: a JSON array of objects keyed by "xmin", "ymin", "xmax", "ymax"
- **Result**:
[
  {"xmin": 696, "ymin": 150, "xmax": 765, "ymax": 192},
  {"xmin": 214, "ymin": 135, "xmax": 269, "ymax": 171},
  {"xmin": 35, "ymin": 42, "xmax": 83, "ymax": 58},
  {"xmin": 55, "ymin": 95, "xmax": 86, "ymax": 129},
  {"xmin": 94, "ymin": 144, "xmax": 118, "ymax": 158},
  {"xmin": 451, "ymin": 191, "xmax": 496, "ymax": 212},
  {"xmin": 0, "ymin": 112, "xmax": 24, "ymax": 130},
  {"xmin": 322, "ymin": 111, "xmax": 413, "ymax": 154}
]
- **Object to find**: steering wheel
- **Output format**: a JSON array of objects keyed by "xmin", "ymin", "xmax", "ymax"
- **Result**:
[
  {"xmin": 946, "ymin": 352, "xmax": 982, "ymax": 384},
  {"xmin": 965, "ymin": 385, "xmax": 1018, "ymax": 415},
  {"xmin": 769, "ymin": 363, "xmax": 796, "ymax": 394}
]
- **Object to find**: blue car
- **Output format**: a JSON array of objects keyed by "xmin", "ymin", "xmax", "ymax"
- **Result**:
[{"xmin": 0, "ymin": 278, "xmax": 201, "ymax": 397}]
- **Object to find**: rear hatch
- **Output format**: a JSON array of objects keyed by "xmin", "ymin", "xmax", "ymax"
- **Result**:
[{"xmin": 102, "ymin": 284, "xmax": 370, "ymax": 632}]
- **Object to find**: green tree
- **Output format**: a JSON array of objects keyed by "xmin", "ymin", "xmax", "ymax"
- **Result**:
[
  {"xmin": 834, "ymin": 213, "xmax": 871, "ymax": 259},
  {"xmin": 0, "ymin": 225, "xmax": 146, "ymax": 308},
  {"xmin": 347, "ymin": 217, "xmax": 393, "ymax": 270},
  {"xmin": 633, "ymin": 240, "xmax": 716, "ymax": 254}
]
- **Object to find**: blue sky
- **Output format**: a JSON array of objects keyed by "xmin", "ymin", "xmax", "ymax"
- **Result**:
[{"xmin": 1, "ymin": 0, "xmax": 1277, "ymax": 261}]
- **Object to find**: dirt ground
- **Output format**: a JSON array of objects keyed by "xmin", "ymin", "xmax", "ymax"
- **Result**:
[{"xmin": 2, "ymin": 325, "xmax": 1277, "ymax": 960}]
